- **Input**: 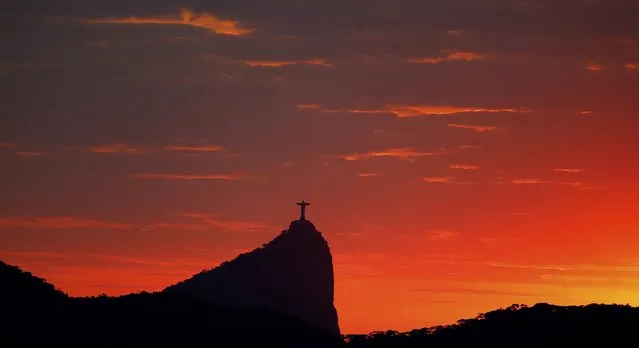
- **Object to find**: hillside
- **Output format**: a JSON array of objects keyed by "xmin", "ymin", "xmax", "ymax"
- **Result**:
[
  {"xmin": 344, "ymin": 303, "xmax": 639, "ymax": 347},
  {"xmin": 165, "ymin": 218, "xmax": 340, "ymax": 335},
  {"xmin": 0, "ymin": 260, "xmax": 343, "ymax": 348}
]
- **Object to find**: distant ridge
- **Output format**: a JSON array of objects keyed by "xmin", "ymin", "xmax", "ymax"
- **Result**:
[
  {"xmin": 165, "ymin": 217, "xmax": 341, "ymax": 335},
  {"xmin": 0, "ymin": 260, "xmax": 342, "ymax": 348}
]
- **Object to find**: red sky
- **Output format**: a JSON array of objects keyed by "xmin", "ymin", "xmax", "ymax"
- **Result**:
[{"xmin": 2, "ymin": 0, "xmax": 639, "ymax": 334}]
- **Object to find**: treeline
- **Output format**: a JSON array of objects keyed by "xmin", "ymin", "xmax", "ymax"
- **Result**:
[{"xmin": 343, "ymin": 303, "xmax": 639, "ymax": 347}]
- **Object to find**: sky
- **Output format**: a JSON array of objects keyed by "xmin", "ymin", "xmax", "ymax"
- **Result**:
[{"xmin": 2, "ymin": 0, "xmax": 639, "ymax": 334}]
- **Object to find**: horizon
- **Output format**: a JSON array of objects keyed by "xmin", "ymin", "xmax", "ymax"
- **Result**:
[{"xmin": 2, "ymin": 0, "xmax": 639, "ymax": 334}]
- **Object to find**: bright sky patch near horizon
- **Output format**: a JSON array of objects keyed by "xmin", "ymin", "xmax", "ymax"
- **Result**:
[{"xmin": 2, "ymin": 0, "xmax": 639, "ymax": 334}]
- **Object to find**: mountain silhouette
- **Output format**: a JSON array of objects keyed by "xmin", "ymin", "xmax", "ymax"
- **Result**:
[
  {"xmin": 344, "ymin": 303, "xmax": 639, "ymax": 347},
  {"xmin": 0, "ymin": 260, "xmax": 343, "ymax": 348},
  {"xmin": 164, "ymin": 217, "xmax": 341, "ymax": 335}
]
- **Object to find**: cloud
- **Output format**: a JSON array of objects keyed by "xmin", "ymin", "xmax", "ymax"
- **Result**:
[
  {"xmin": 15, "ymin": 151, "xmax": 48, "ymax": 156},
  {"xmin": 243, "ymin": 60, "xmax": 297, "ymax": 67},
  {"xmin": 407, "ymin": 49, "xmax": 485, "ymax": 64},
  {"xmin": 130, "ymin": 173, "xmax": 246, "ymax": 180},
  {"xmin": 81, "ymin": 8, "xmax": 255, "ymax": 36},
  {"xmin": 204, "ymin": 219, "xmax": 269, "ymax": 232},
  {"xmin": 508, "ymin": 212, "xmax": 537, "ymax": 216},
  {"xmin": 449, "ymin": 164, "xmax": 479, "ymax": 170},
  {"xmin": 321, "ymin": 108, "xmax": 389, "ymax": 115},
  {"xmin": 423, "ymin": 177, "xmax": 455, "ymax": 183},
  {"xmin": 386, "ymin": 105, "xmax": 523, "ymax": 117},
  {"xmin": 415, "ymin": 288, "xmax": 538, "ymax": 297},
  {"xmin": 178, "ymin": 212, "xmax": 216, "ymax": 219},
  {"xmin": 0, "ymin": 142, "xmax": 15, "ymax": 148},
  {"xmin": 554, "ymin": 168, "xmax": 584, "ymax": 173},
  {"xmin": 358, "ymin": 173, "xmax": 379, "ymax": 177},
  {"xmin": 447, "ymin": 123, "xmax": 499, "ymax": 132},
  {"xmin": 148, "ymin": 214, "xmax": 268, "ymax": 232},
  {"xmin": 539, "ymin": 274, "xmax": 608, "ymax": 283},
  {"xmin": 0, "ymin": 217, "xmax": 132, "ymax": 230},
  {"xmin": 243, "ymin": 59, "xmax": 332, "ymax": 67},
  {"xmin": 426, "ymin": 230, "xmax": 460, "ymax": 240},
  {"xmin": 141, "ymin": 222, "xmax": 209, "ymax": 232},
  {"xmin": 88, "ymin": 143, "xmax": 145, "ymax": 154},
  {"xmin": 485, "ymin": 262, "xmax": 639, "ymax": 274},
  {"xmin": 165, "ymin": 145, "xmax": 222, "ymax": 152},
  {"xmin": 296, "ymin": 104, "xmax": 322, "ymax": 109},
  {"xmin": 338, "ymin": 148, "xmax": 440, "ymax": 161},
  {"xmin": 624, "ymin": 63, "xmax": 639, "ymax": 69},
  {"xmin": 297, "ymin": 104, "xmax": 523, "ymax": 118},
  {"xmin": 511, "ymin": 179, "xmax": 583, "ymax": 186},
  {"xmin": 587, "ymin": 62, "xmax": 604, "ymax": 71}
]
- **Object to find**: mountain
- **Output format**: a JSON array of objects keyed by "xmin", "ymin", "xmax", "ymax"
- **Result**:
[
  {"xmin": 344, "ymin": 303, "xmax": 639, "ymax": 347},
  {"xmin": 0, "ymin": 260, "xmax": 343, "ymax": 348},
  {"xmin": 164, "ymin": 218, "xmax": 341, "ymax": 335}
]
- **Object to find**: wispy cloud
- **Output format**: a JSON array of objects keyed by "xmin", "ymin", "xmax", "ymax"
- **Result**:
[
  {"xmin": 554, "ymin": 168, "xmax": 584, "ymax": 173},
  {"xmin": 357, "ymin": 173, "xmax": 379, "ymax": 177},
  {"xmin": 243, "ymin": 59, "xmax": 331, "ymax": 67},
  {"xmin": 130, "ymin": 173, "xmax": 247, "ymax": 180},
  {"xmin": 297, "ymin": 104, "xmax": 523, "ymax": 118},
  {"xmin": 165, "ymin": 145, "xmax": 222, "ymax": 152},
  {"xmin": 423, "ymin": 177, "xmax": 455, "ymax": 183},
  {"xmin": 151, "ymin": 213, "xmax": 269, "ymax": 232},
  {"xmin": 426, "ymin": 230, "xmax": 460, "ymax": 240},
  {"xmin": 485, "ymin": 262, "xmax": 639, "ymax": 273},
  {"xmin": 539, "ymin": 274, "xmax": 608, "ymax": 283},
  {"xmin": 0, "ymin": 217, "xmax": 132, "ymax": 230},
  {"xmin": 244, "ymin": 60, "xmax": 297, "ymax": 67},
  {"xmin": 296, "ymin": 104, "xmax": 322, "ymax": 109},
  {"xmin": 16, "ymin": 151, "xmax": 48, "ymax": 157},
  {"xmin": 587, "ymin": 62, "xmax": 604, "ymax": 71},
  {"xmin": 88, "ymin": 143, "xmax": 145, "ymax": 154},
  {"xmin": 81, "ymin": 8, "xmax": 255, "ymax": 36},
  {"xmin": 178, "ymin": 212, "xmax": 216, "ymax": 219},
  {"xmin": 625, "ymin": 63, "xmax": 639, "ymax": 70},
  {"xmin": 447, "ymin": 123, "xmax": 499, "ymax": 132},
  {"xmin": 0, "ymin": 142, "xmax": 15, "ymax": 148},
  {"xmin": 508, "ymin": 212, "xmax": 537, "ymax": 216},
  {"xmin": 449, "ymin": 164, "xmax": 479, "ymax": 170},
  {"xmin": 204, "ymin": 219, "xmax": 269, "ymax": 232},
  {"xmin": 338, "ymin": 148, "xmax": 441, "ymax": 161},
  {"xmin": 141, "ymin": 222, "xmax": 209, "ymax": 232},
  {"xmin": 386, "ymin": 105, "xmax": 523, "ymax": 117},
  {"xmin": 511, "ymin": 179, "xmax": 582, "ymax": 186},
  {"xmin": 415, "ymin": 287, "xmax": 537, "ymax": 297},
  {"xmin": 407, "ymin": 50, "xmax": 485, "ymax": 64}
]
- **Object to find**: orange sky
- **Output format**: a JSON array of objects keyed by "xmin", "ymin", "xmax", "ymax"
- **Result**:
[{"xmin": 2, "ymin": 1, "xmax": 639, "ymax": 334}]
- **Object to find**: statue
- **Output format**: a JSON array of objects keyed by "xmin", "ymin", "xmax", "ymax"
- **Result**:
[{"xmin": 296, "ymin": 200, "xmax": 311, "ymax": 220}]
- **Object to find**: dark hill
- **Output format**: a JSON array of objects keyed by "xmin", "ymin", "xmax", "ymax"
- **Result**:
[
  {"xmin": 344, "ymin": 303, "xmax": 639, "ymax": 347},
  {"xmin": 164, "ymin": 218, "xmax": 341, "ymax": 335},
  {"xmin": 0, "ymin": 260, "xmax": 343, "ymax": 348}
]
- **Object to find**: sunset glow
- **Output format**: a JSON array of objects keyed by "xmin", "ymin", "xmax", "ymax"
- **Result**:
[{"xmin": 3, "ymin": 1, "xmax": 639, "ymax": 335}]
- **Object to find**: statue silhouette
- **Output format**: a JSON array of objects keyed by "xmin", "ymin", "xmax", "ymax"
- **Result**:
[{"xmin": 296, "ymin": 200, "xmax": 311, "ymax": 220}]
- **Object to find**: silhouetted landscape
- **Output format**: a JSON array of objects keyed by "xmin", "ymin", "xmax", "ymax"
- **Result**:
[
  {"xmin": 1, "ymin": 259, "xmax": 341, "ymax": 348},
  {"xmin": 4, "ymin": 216, "xmax": 639, "ymax": 347},
  {"xmin": 165, "ymin": 218, "xmax": 340, "ymax": 335}
]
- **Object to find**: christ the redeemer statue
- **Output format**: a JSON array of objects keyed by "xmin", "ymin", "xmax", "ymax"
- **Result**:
[{"xmin": 296, "ymin": 200, "xmax": 311, "ymax": 220}]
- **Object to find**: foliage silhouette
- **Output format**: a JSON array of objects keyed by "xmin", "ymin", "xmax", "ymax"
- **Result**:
[{"xmin": 343, "ymin": 303, "xmax": 639, "ymax": 347}]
